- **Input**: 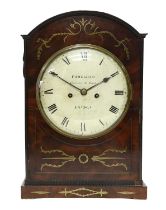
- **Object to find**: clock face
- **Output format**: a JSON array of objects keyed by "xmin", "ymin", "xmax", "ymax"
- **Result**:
[{"xmin": 36, "ymin": 44, "xmax": 131, "ymax": 139}]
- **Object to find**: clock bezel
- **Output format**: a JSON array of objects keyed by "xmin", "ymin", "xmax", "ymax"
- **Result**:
[{"xmin": 36, "ymin": 44, "xmax": 132, "ymax": 140}]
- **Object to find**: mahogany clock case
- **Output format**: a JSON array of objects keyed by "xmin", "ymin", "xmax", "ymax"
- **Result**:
[{"xmin": 21, "ymin": 11, "xmax": 147, "ymax": 199}]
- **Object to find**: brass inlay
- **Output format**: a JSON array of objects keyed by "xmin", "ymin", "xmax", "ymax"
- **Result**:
[
  {"xmin": 40, "ymin": 146, "xmax": 76, "ymax": 171},
  {"xmin": 117, "ymin": 191, "xmax": 135, "ymax": 195},
  {"xmin": 40, "ymin": 146, "xmax": 128, "ymax": 171},
  {"xmin": 99, "ymin": 147, "xmax": 127, "ymax": 154},
  {"xmin": 31, "ymin": 191, "xmax": 50, "ymax": 195},
  {"xmin": 36, "ymin": 18, "xmax": 130, "ymax": 60},
  {"xmin": 92, "ymin": 162, "xmax": 128, "ymax": 170},
  {"xmin": 78, "ymin": 154, "xmax": 89, "ymax": 164},
  {"xmin": 59, "ymin": 187, "xmax": 108, "ymax": 197},
  {"xmin": 91, "ymin": 147, "xmax": 128, "ymax": 170}
]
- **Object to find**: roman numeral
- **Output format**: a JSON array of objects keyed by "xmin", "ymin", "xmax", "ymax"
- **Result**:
[
  {"xmin": 115, "ymin": 90, "xmax": 124, "ymax": 95},
  {"xmin": 61, "ymin": 117, "xmax": 69, "ymax": 127},
  {"xmin": 109, "ymin": 105, "xmax": 119, "ymax": 114},
  {"xmin": 81, "ymin": 122, "xmax": 86, "ymax": 132},
  {"xmin": 111, "ymin": 71, "xmax": 119, "ymax": 78},
  {"xmin": 62, "ymin": 56, "xmax": 70, "ymax": 65},
  {"xmin": 99, "ymin": 119, "xmax": 104, "ymax": 126},
  {"xmin": 44, "ymin": 89, "xmax": 53, "ymax": 94},
  {"xmin": 81, "ymin": 52, "xmax": 88, "ymax": 61},
  {"xmin": 99, "ymin": 58, "xmax": 104, "ymax": 65},
  {"xmin": 48, "ymin": 104, "xmax": 57, "ymax": 114}
]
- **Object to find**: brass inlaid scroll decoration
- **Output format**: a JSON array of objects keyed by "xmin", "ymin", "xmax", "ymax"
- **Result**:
[
  {"xmin": 40, "ymin": 146, "xmax": 76, "ymax": 171},
  {"xmin": 36, "ymin": 18, "xmax": 130, "ymax": 60},
  {"xmin": 91, "ymin": 147, "xmax": 128, "ymax": 170},
  {"xmin": 40, "ymin": 146, "xmax": 128, "ymax": 171},
  {"xmin": 59, "ymin": 187, "xmax": 108, "ymax": 197}
]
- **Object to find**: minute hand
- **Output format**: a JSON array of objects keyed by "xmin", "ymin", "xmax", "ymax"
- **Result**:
[
  {"xmin": 50, "ymin": 71, "xmax": 81, "ymax": 91},
  {"xmin": 86, "ymin": 71, "xmax": 118, "ymax": 92}
]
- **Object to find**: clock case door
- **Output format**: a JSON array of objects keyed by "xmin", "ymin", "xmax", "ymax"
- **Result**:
[{"xmin": 21, "ymin": 11, "xmax": 147, "ymax": 199}]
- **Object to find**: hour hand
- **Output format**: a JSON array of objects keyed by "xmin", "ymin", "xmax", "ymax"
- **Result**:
[
  {"xmin": 87, "ymin": 71, "xmax": 119, "ymax": 92},
  {"xmin": 86, "ymin": 76, "xmax": 111, "ymax": 92},
  {"xmin": 103, "ymin": 76, "xmax": 111, "ymax": 83},
  {"xmin": 103, "ymin": 71, "xmax": 119, "ymax": 83},
  {"xmin": 49, "ymin": 71, "xmax": 81, "ymax": 91}
]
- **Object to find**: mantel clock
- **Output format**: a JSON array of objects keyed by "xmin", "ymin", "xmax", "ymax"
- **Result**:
[{"xmin": 21, "ymin": 11, "xmax": 147, "ymax": 199}]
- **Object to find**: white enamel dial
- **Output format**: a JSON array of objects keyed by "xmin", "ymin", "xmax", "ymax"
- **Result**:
[{"xmin": 36, "ymin": 45, "xmax": 131, "ymax": 139}]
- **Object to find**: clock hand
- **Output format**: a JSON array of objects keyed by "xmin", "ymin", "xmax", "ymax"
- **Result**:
[
  {"xmin": 50, "ymin": 71, "xmax": 81, "ymax": 91},
  {"xmin": 86, "ymin": 75, "xmax": 112, "ymax": 92}
]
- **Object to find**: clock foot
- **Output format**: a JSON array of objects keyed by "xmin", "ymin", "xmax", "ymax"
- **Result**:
[{"xmin": 21, "ymin": 181, "xmax": 147, "ymax": 199}]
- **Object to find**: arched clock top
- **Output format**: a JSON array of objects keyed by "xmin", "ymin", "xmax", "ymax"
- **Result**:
[
  {"xmin": 25, "ymin": 11, "xmax": 147, "ymax": 38},
  {"xmin": 22, "ymin": 11, "xmax": 147, "ymax": 77}
]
